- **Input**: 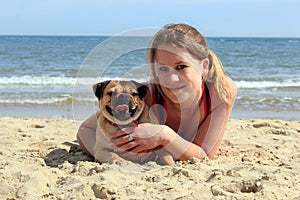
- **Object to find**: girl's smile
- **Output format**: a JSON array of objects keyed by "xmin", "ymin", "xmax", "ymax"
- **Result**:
[{"xmin": 168, "ymin": 85, "xmax": 186, "ymax": 92}]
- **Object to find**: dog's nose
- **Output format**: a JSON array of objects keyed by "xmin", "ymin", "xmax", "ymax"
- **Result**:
[{"xmin": 117, "ymin": 93, "xmax": 130, "ymax": 104}]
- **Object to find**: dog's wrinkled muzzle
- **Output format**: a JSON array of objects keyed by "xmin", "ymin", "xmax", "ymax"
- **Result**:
[{"xmin": 110, "ymin": 93, "xmax": 137, "ymax": 121}]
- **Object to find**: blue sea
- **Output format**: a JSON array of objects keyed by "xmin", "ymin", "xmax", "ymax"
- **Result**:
[{"xmin": 0, "ymin": 35, "xmax": 299, "ymax": 120}]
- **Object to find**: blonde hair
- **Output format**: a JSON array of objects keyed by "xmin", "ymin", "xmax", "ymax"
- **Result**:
[{"xmin": 147, "ymin": 23, "xmax": 229, "ymax": 103}]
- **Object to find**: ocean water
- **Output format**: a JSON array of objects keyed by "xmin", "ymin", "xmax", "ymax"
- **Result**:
[{"xmin": 0, "ymin": 35, "xmax": 299, "ymax": 120}]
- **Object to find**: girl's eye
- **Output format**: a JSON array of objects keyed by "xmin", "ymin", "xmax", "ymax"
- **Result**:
[
  {"xmin": 176, "ymin": 65, "xmax": 188, "ymax": 70},
  {"xmin": 159, "ymin": 66, "xmax": 169, "ymax": 72}
]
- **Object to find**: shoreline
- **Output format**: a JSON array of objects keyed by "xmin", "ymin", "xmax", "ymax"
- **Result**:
[
  {"xmin": 0, "ymin": 116, "xmax": 299, "ymax": 199},
  {"xmin": 1, "ymin": 103, "xmax": 299, "ymax": 121}
]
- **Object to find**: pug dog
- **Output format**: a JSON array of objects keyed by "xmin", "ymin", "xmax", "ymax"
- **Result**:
[{"xmin": 93, "ymin": 80, "xmax": 174, "ymax": 165}]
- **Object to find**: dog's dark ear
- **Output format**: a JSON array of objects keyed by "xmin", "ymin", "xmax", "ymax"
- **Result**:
[
  {"xmin": 132, "ymin": 81, "xmax": 148, "ymax": 99},
  {"xmin": 93, "ymin": 80, "xmax": 111, "ymax": 100}
]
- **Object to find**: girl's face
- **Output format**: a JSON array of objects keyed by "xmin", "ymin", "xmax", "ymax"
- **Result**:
[{"xmin": 155, "ymin": 45, "xmax": 208, "ymax": 104}]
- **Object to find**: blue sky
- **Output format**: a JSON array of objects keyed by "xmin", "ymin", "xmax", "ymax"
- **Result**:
[{"xmin": 1, "ymin": 0, "xmax": 299, "ymax": 37}]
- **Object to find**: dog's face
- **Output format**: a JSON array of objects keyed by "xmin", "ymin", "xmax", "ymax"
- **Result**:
[{"xmin": 93, "ymin": 80, "xmax": 148, "ymax": 125}]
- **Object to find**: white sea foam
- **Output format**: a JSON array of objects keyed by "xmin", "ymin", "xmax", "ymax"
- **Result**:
[
  {"xmin": 0, "ymin": 96, "xmax": 73, "ymax": 105},
  {"xmin": 0, "ymin": 96, "xmax": 98, "ymax": 105},
  {"xmin": 0, "ymin": 76, "xmax": 76, "ymax": 86},
  {"xmin": 1, "ymin": 75, "xmax": 299, "ymax": 89},
  {"xmin": 235, "ymin": 79, "xmax": 300, "ymax": 89},
  {"xmin": 0, "ymin": 76, "xmax": 148, "ymax": 86}
]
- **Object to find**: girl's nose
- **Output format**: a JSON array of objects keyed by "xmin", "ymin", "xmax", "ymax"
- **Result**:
[{"xmin": 170, "ymin": 73, "xmax": 180, "ymax": 81}]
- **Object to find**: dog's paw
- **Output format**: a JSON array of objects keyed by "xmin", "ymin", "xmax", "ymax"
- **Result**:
[
  {"xmin": 156, "ymin": 149, "xmax": 175, "ymax": 165},
  {"xmin": 95, "ymin": 153, "xmax": 125, "ymax": 164},
  {"xmin": 109, "ymin": 153, "xmax": 125, "ymax": 164}
]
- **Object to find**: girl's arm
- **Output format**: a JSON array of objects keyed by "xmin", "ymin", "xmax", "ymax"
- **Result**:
[
  {"xmin": 163, "ymin": 77, "xmax": 237, "ymax": 160},
  {"xmin": 76, "ymin": 111, "xmax": 100, "ymax": 156}
]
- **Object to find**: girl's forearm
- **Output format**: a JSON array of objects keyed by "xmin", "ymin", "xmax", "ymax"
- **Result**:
[{"xmin": 161, "ymin": 126, "xmax": 207, "ymax": 161}]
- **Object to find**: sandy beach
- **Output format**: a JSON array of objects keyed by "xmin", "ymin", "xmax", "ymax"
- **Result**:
[{"xmin": 0, "ymin": 116, "xmax": 299, "ymax": 200}]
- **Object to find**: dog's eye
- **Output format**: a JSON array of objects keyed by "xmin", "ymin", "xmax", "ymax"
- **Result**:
[
  {"xmin": 107, "ymin": 91, "xmax": 113, "ymax": 96},
  {"xmin": 132, "ymin": 92, "xmax": 139, "ymax": 96}
]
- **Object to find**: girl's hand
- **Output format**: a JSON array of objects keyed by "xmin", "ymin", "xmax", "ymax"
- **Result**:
[{"xmin": 111, "ymin": 123, "xmax": 170, "ymax": 154}]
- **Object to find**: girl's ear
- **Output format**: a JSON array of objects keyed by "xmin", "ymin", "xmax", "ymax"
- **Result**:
[
  {"xmin": 202, "ymin": 58, "xmax": 209, "ymax": 81},
  {"xmin": 202, "ymin": 58, "xmax": 210, "ymax": 72}
]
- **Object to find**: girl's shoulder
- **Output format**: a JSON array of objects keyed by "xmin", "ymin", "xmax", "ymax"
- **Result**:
[
  {"xmin": 210, "ymin": 76, "xmax": 236, "ymax": 109},
  {"xmin": 224, "ymin": 76, "xmax": 237, "ymax": 105}
]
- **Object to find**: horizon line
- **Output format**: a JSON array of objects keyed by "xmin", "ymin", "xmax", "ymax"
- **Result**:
[{"xmin": 0, "ymin": 34, "xmax": 300, "ymax": 39}]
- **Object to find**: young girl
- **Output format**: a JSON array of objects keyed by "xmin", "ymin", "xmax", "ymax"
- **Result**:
[{"xmin": 77, "ymin": 23, "xmax": 236, "ymax": 164}]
